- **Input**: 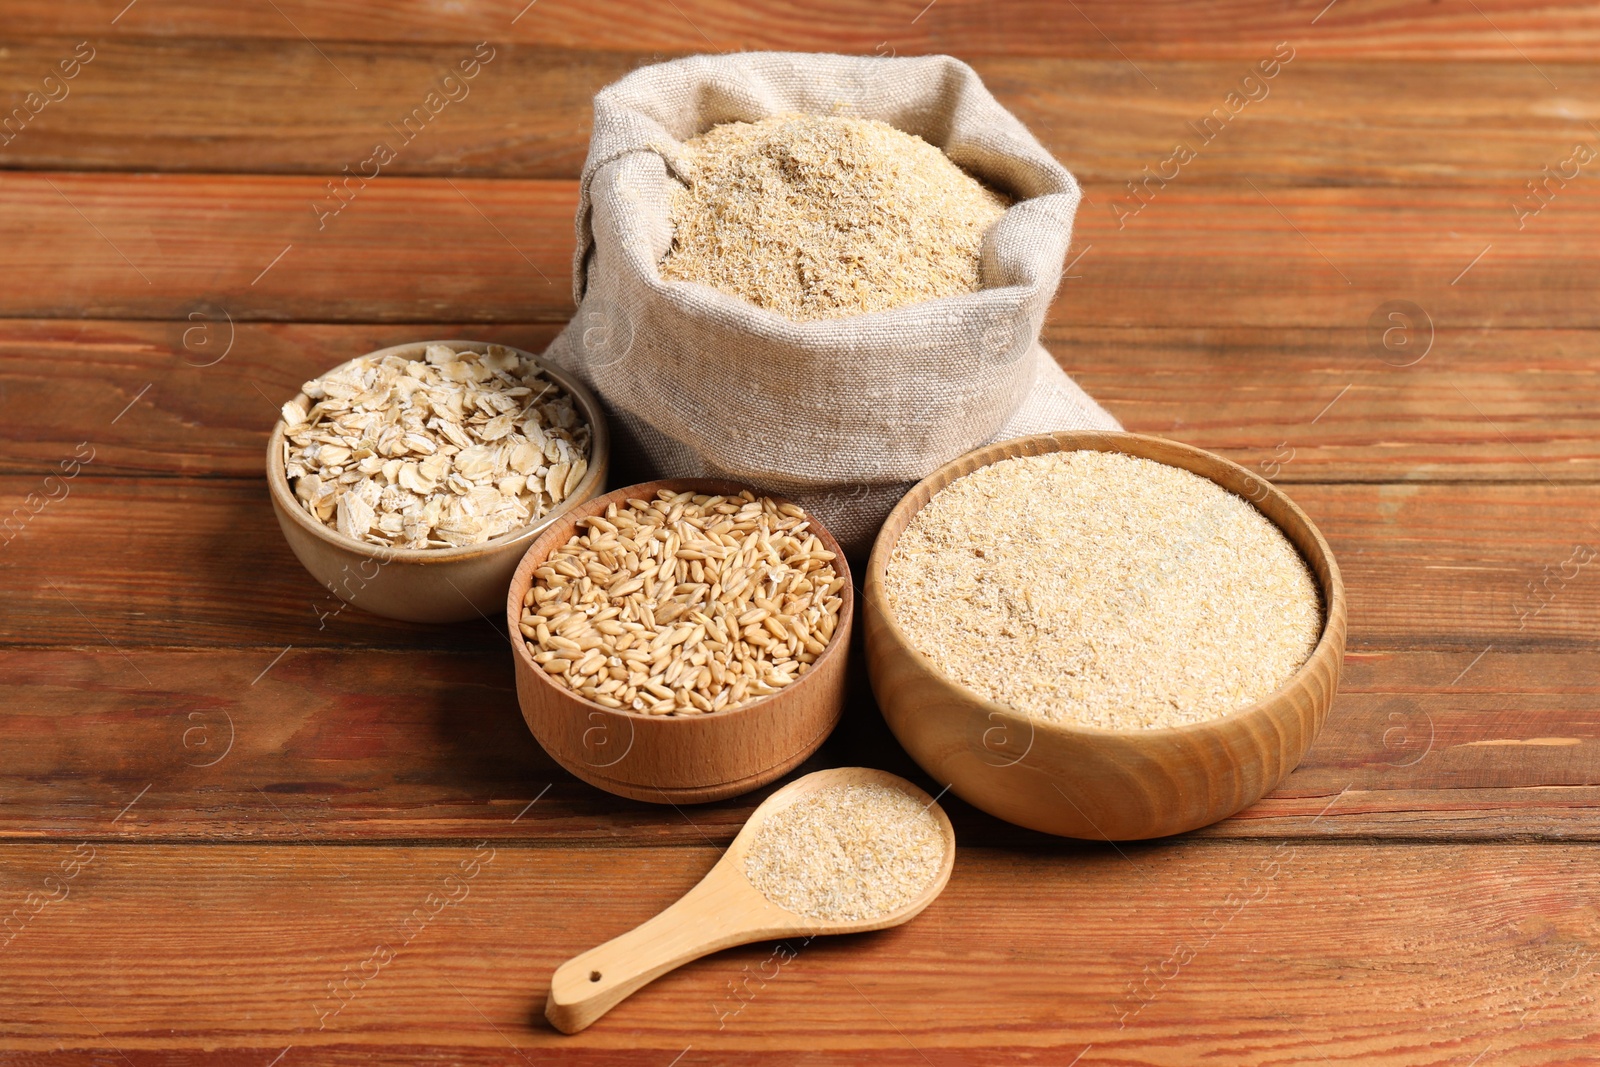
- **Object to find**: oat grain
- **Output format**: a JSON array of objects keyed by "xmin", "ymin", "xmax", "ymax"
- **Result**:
[{"xmin": 522, "ymin": 490, "xmax": 845, "ymax": 716}]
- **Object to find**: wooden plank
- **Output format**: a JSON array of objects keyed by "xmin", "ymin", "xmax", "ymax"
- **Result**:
[
  {"xmin": 1288, "ymin": 649, "xmax": 1600, "ymax": 795},
  {"xmin": 0, "ymin": 319, "xmax": 563, "ymax": 477},
  {"xmin": 0, "ymin": 646, "xmax": 774, "ymax": 844},
  {"xmin": 3, "ymin": 841, "xmax": 1599, "ymax": 1063},
  {"xmin": 8, "ymin": 0, "xmax": 1600, "ymax": 58},
  {"xmin": 4, "ymin": 320, "xmax": 1597, "ymax": 483},
  {"xmin": 1, "ymin": 647, "xmax": 1598, "ymax": 844},
  {"xmin": 0, "ymin": 476, "xmax": 495, "ymax": 653},
  {"xmin": 1064, "ymin": 182, "xmax": 1600, "ymax": 330},
  {"xmin": 1214, "ymin": 647, "xmax": 1600, "ymax": 839},
  {"xmin": 3, "ymin": 478, "xmax": 1596, "ymax": 650},
  {"xmin": 1065, "ymin": 325, "xmax": 1600, "ymax": 484},
  {"xmin": 4, "ymin": 44, "xmax": 1598, "ymax": 187},
  {"xmin": 0, "ymin": 172, "xmax": 573, "ymax": 324},
  {"xmin": 0, "ymin": 38, "xmax": 607, "ymax": 179},
  {"xmin": 990, "ymin": 57, "xmax": 1600, "ymax": 188},
  {"xmin": 2, "ymin": 172, "xmax": 1596, "ymax": 326}
]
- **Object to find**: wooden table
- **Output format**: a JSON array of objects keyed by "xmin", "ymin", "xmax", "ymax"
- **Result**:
[{"xmin": 4, "ymin": 3, "xmax": 1599, "ymax": 1063}]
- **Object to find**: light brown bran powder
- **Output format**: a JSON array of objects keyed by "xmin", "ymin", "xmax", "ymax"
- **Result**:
[
  {"xmin": 744, "ymin": 783, "xmax": 946, "ymax": 922},
  {"xmin": 884, "ymin": 451, "xmax": 1322, "ymax": 730},
  {"xmin": 660, "ymin": 114, "xmax": 1010, "ymax": 320}
]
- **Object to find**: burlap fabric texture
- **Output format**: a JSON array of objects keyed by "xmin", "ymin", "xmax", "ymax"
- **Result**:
[{"xmin": 540, "ymin": 51, "xmax": 1120, "ymax": 554}]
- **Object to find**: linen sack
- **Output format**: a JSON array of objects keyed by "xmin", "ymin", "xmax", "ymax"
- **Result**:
[{"xmin": 539, "ymin": 51, "xmax": 1120, "ymax": 554}]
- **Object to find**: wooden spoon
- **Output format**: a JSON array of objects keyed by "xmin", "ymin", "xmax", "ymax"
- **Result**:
[{"xmin": 545, "ymin": 766, "xmax": 956, "ymax": 1033}]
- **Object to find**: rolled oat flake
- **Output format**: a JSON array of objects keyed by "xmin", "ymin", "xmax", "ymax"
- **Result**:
[{"xmin": 282, "ymin": 344, "xmax": 591, "ymax": 549}]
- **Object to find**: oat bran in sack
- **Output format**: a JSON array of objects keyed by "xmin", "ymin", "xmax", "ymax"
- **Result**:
[{"xmin": 539, "ymin": 51, "xmax": 1119, "ymax": 553}]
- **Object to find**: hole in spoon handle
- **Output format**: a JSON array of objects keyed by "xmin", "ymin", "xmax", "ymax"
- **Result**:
[{"xmin": 546, "ymin": 872, "xmax": 774, "ymax": 1034}]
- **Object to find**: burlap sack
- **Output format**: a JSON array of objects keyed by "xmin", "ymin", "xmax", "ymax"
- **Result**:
[{"xmin": 540, "ymin": 51, "xmax": 1120, "ymax": 553}]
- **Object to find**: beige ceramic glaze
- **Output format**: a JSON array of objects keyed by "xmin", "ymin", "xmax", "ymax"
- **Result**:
[
  {"xmin": 266, "ymin": 340, "xmax": 610, "ymax": 624},
  {"xmin": 865, "ymin": 431, "xmax": 1346, "ymax": 841},
  {"xmin": 507, "ymin": 479, "xmax": 853, "ymax": 804}
]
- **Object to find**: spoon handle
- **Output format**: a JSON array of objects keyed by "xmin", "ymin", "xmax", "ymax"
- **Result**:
[{"xmin": 546, "ymin": 870, "xmax": 783, "ymax": 1033}]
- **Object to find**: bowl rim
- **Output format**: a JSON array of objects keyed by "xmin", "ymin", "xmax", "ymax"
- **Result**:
[
  {"xmin": 865, "ymin": 430, "xmax": 1347, "ymax": 740},
  {"xmin": 506, "ymin": 477, "xmax": 856, "ymax": 723},
  {"xmin": 265, "ymin": 339, "xmax": 611, "ymax": 564}
]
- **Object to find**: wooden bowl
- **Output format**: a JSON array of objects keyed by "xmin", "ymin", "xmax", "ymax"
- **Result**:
[
  {"xmin": 266, "ymin": 340, "xmax": 609, "ymax": 624},
  {"xmin": 506, "ymin": 479, "xmax": 854, "ymax": 804},
  {"xmin": 864, "ymin": 431, "xmax": 1346, "ymax": 841}
]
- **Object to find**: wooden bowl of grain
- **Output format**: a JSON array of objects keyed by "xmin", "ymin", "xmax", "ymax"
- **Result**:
[
  {"xmin": 864, "ymin": 431, "xmax": 1346, "ymax": 841},
  {"xmin": 266, "ymin": 340, "xmax": 609, "ymax": 624},
  {"xmin": 507, "ymin": 479, "xmax": 854, "ymax": 804}
]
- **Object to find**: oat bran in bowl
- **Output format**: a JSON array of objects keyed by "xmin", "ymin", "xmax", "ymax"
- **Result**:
[
  {"xmin": 864, "ymin": 431, "xmax": 1346, "ymax": 840},
  {"xmin": 266, "ymin": 340, "xmax": 609, "ymax": 624}
]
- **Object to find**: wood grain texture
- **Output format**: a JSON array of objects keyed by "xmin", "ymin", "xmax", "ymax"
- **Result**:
[
  {"xmin": 864, "ymin": 432, "xmax": 1346, "ymax": 840},
  {"xmin": 4, "ymin": 841, "xmax": 1600, "ymax": 1062},
  {"xmin": 2, "ymin": 173, "xmax": 1598, "ymax": 326},
  {"xmin": 1063, "ymin": 182, "xmax": 1600, "ymax": 329},
  {"xmin": 2, "ymin": 647, "xmax": 1599, "ymax": 844},
  {"xmin": 0, "ymin": 39, "xmax": 608, "ymax": 179},
  {"xmin": 545, "ymin": 768, "xmax": 955, "ymax": 1032},
  {"xmin": 1064, "ymin": 325, "xmax": 1600, "ymax": 484},
  {"xmin": 5, "ymin": 45, "xmax": 1599, "ymax": 187},
  {"xmin": 0, "ymin": 647, "xmax": 1598, "ymax": 844},
  {"xmin": 3, "ymin": 320, "xmax": 1598, "ymax": 483},
  {"xmin": 5, "ymin": 478, "xmax": 1595, "ymax": 652},
  {"xmin": 0, "ymin": 319, "xmax": 566, "ymax": 476},
  {"xmin": 0, "ymin": 172, "xmax": 572, "ymax": 323},
  {"xmin": 3, "ymin": 6, "xmax": 1598, "ymax": 1059},
  {"xmin": 9, "ymin": 0, "xmax": 1600, "ymax": 57},
  {"xmin": 265, "ymin": 340, "xmax": 611, "ymax": 624},
  {"xmin": 507, "ymin": 479, "xmax": 854, "ymax": 804}
]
